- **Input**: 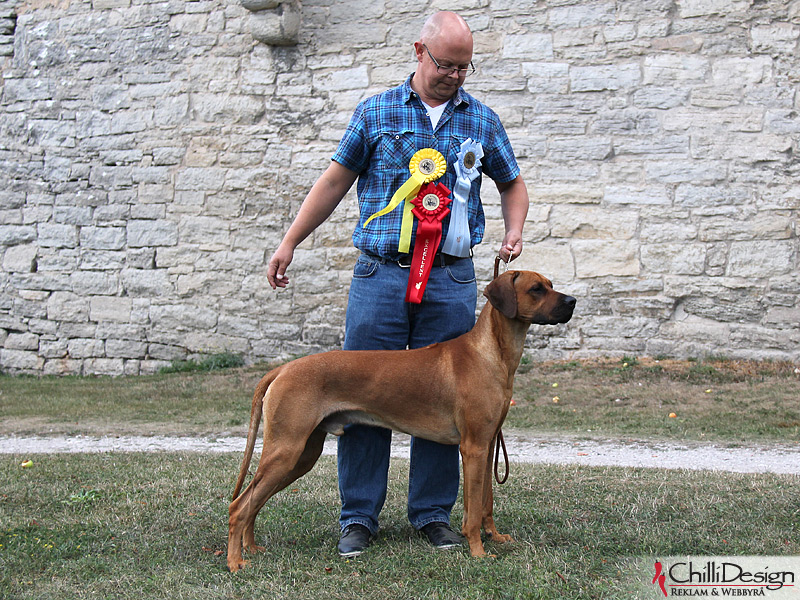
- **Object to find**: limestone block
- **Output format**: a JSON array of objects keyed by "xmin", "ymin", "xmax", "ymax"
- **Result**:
[
  {"xmin": 514, "ymin": 239, "xmax": 575, "ymax": 282},
  {"xmin": 68, "ymin": 338, "xmax": 105, "ymax": 359},
  {"xmin": 83, "ymin": 358, "xmax": 125, "ymax": 376},
  {"xmin": 37, "ymin": 223, "xmax": 78, "ymax": 248},
  {"xmin": 502, "ymin": 33, "xmax": 553, "ymax": 60},
  {"xmin": 149, "ymin": 304, "xmax": 218, "ymax": 332},
  {"xmin": 4, "ymin": 332, "xmax": 39, "ymax": 351},
  {"xmin": 42, "ymin": 359, "xmax": 83, "ymax": 376},
  {"xmin": 2, "ymin": 78, "xmax": 53, "ymax": 102},
  {"xmin": 646, "ymin": 160, "xmax": 727, "ymax": 184},
  {"xmin": 40, "ymin": 339, "xmax": 68, "ymax": 359},
  {"xmin": 640, "ymin": 221, "xmax": 697, "ymax": 243},
  {"xmin": 121, "ymin": 269, "xmax": 173, "ymax": 297},
  {"xmin": 632, "ymin": 87, "xmax": 688, "ymax": 109},
  {"xmin": 548, "ymin": 2, "xmax": 615, "ymax": 28},
  {"xmin": 676, "ymin": 0, "xmax": 750, "ymax": 18},
  {"xmin": 53, "ymin": 206, "xmax": 93, "ymax": 226},
  {"xmin": 3, "ymin": 245, "xmax": 37, "ymax": 273},
  {"xmin": 763, "ymin": 307, "xmax": 800, "ymax": 329},
  {"xmin": 573, "ymin": 240, "xmax": 639, "ymax": 278},
  {"xmin": 604, "ymin": 185, "xmax": 672, "ymax": 206},
  {"xmin": 90, "ymin": 296, "xmax": 132, "ymax": 322},
  {"xmin": 751, "ymin": 22, "xmax": 800, "ymax": 55},
  {"xmin": 0, "ymin": 349, "xmax": 45, "ymax": 372},
  {"xmin": 127, "ymin": 220, "xmax": 178, "ymax": 247},
  {"xmin": 548, "ymin": 136, "xmax": 613, "ymax": 161},
  {"xmin": 184, "ymin": 332, "xmax": 248, "ymax": 354},
  {"xmin": 192, "ymin": 94, "xmax": 265, "ymax": 125},
  {"xmin": 147, "ymin": 343, "xmax": 188, "ymax": 361},
  {"xmin": 664, "ymin": 107, "xmax": 763, "ymax": 133},
  {"xmin": 691, "ymin": 132, "xmax": 792, "ymax": 162},
  {"xmin": 675, "ymin": 185, "xmax": 751, "ymax": 207},
  {"xmin": 642, "ymin": 54, "xmax": 709, "ymax": 84},
  {"xmin": 314, "ymin": 66, "xmax": 370, "ymax": 92},
  {"xmin": 71, "ymin": 271, "xmax": 118, "ymax": 295},
  {"xmin": 522, "ymin": 62, "xmax": 570, "ymax": 94},
  {"xmin": 699, "ymin": 215, "xmax": 792, "ymax": 242},
  {"xmin": 249, "ymin": 0, "xmax": 301, "ymax": 46},
  {"xmin": 727, "ymin": 241, "xmax": 795, "ymax": 277},
  {"xmin": 47, "ymin": 292, "xmax": 89, "ymax": 322},
  {"xmin": 178, "ymin": 216, "xmax": 231, "ymax": 250},
  {"xmin": 105, "ymin": 339, "xmax": 147, "ymax": 359},
  {"xmin": 174, "ymin": 168, "xmax": 226, "ymax": 192},
  {"xmin": 641, "ymin": 243, "xmax": 706, "ymax": 275},
  {"xmin": 550, "ymin": 205, "xmax": 638, "ymax": 240},
  {"xmin": 569, "ymin": 63, "xmax": 640, "ymax": 92}
]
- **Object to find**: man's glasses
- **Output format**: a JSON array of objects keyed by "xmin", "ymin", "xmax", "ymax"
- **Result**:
[{"xmin": 423, "ymin": 44, "xmax": 476, "ymax": 77}]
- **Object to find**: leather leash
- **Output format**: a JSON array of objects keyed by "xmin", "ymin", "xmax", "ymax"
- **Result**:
[{"xmin": 492, "ymin": 255, "xmax": 510, "ymax": 485}]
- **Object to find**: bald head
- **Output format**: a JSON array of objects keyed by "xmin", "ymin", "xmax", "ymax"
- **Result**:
[
  {"xmin": 412, "ymin": 12, "xmax": 474, "ymax": 106},
  {"xmin": 419, "ymin": 11, "xmax": 473, "ymax": 49}
]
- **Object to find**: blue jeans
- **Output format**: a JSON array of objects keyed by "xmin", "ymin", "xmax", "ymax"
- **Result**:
[{"xmin": 338, "ymin": 253, "xmax": 478, "ymax": 535}]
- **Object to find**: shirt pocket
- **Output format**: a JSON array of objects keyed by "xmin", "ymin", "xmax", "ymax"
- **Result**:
[{"xmin": 378, "ymin": 128, "xmax": 416, "ymax": 171}]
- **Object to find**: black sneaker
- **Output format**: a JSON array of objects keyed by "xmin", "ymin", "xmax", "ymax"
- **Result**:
[
  {"xmin": 419, "ymin": 522, "xmax": 463, "ymax": 549},
  {"xmin": 337, "ymin": 524, "xmax": 373, "ymax": 557}
]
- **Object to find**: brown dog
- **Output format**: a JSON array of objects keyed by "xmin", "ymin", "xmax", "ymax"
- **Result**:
[{"xmin": 227, "ymin": 270, "xmax": 575, "ymax": 571}]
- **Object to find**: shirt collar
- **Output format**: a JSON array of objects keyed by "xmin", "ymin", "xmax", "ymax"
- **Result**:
[{"xmin": 402, "ymin": 74, "xmax": 469, "ymax": 107}]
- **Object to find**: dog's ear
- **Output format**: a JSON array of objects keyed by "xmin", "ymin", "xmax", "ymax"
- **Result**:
[{"xmin": 483, "ymin": 271, "xmax": 520, "ymax": 319}]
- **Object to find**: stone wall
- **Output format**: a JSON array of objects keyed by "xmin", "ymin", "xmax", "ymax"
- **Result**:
[{"xmin": 1, "ymin": 0, "xmax": 798, "ymax": 375}]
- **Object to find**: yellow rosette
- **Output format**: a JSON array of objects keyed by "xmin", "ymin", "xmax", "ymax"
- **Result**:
[{"xmin": 363, "ymin": 148, "xmax": 447, "ymax": 253}]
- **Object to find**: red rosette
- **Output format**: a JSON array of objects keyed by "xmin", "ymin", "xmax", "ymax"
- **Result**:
[{"xmin": 405, "ymin": 183, "xmax": 452, "ymax": 304}]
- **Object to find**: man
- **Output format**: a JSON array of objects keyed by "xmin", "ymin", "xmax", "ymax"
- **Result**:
[{"xmin": 266, "ymin": 11, "xmax": 529, "ymax": 556}]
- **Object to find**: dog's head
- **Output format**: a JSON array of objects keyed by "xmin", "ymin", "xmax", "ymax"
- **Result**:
[{"xmin": 483, "ymin": 270, "xmax": 575, "ymax": 325}]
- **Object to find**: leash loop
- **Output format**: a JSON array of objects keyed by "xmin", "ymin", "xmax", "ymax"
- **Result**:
[
  {"xmin": 492, "ymin": 253, "xmax": 512, "ymax": 484},
  {"xmin": 493, "ymin": 430, "xmax": 509, "ymax": 484}
]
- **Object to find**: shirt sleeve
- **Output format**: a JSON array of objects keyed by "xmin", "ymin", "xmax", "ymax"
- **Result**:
[
  {"xmin": 481, "ymin": 110, "xmax": 521, "ymax": 185},
  {"xmin": 332, "ymin": 101, "xmax": 370, "ymax": 175}
]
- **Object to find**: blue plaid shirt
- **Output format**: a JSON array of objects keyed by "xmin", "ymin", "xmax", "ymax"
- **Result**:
[{"xmin": 332, "ymin": 74, "xmax": 521, "ymax": 260}]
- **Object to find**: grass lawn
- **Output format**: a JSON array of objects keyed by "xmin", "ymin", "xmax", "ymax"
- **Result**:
[
  {"xmin": 2, "ymin": 454, "xmax": 798, "ymax": 600},
  {"xmin": 1, "ymin": 357, "xmax": 799, "ymax": 598}
]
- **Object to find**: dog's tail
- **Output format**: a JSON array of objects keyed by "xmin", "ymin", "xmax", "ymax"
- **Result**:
[{"xmin": 231, "ymin": 369, "xmax": 278, "ymax": 501}]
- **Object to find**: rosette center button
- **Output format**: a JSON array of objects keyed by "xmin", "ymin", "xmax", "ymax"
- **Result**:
[
  {"xmin": 422, "ymin": 193, "xmax": 441, "ymax": 211},
  {"xmin": 418, "ymin": 158, "xmax": 437, "ymax": 175}
]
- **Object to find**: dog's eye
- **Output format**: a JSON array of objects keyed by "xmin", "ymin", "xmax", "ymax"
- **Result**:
[{"xmin": 528, "ymin": 284, "xmax": 544, "ymax": 294}]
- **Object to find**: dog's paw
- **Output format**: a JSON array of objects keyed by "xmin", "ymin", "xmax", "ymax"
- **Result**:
[
  {"xmin": 244, "ymin": 544, "xmax": 266, "ymax": 554},
  {"xmin": 488, "ymin": 532, "xmax": 514, "ymax": 544},
  {"xmin": 227, "ymin": 559, "xmax": 250, "ymax": 572}
]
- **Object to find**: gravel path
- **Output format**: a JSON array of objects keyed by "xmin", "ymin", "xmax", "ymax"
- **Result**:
[{"xmin": 2, "ymin": 430, "xmax": 798, "ymax": 475}]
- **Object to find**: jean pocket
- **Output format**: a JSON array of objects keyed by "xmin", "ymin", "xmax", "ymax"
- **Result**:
[
  {"xmin": 446, "ymin": 259, "xmax": 476, "ymax": 284},
  {"xmin": 353, "ymin": 256, "xmax": 379, "ymax": 278}
]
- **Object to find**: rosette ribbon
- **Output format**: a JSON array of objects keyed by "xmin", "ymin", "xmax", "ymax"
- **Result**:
[
  {"xmin": 441, "ymin": 138, "xmax": 483, "ymax": 257},
  {"xmin": 405, "ymin": 182, "xmax": 452, "ymax": 304},
  {"xmin": 362, "ymin": 148, "xmax": 447, "ymax": 253}
]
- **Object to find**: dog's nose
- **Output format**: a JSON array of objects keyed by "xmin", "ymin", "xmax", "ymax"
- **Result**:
[{"xmin": 564, "ymin": 296, "xmax": 576, "ymax": 308}]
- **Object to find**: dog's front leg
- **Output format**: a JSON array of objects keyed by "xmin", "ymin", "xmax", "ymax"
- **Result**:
[
  {"xmin": 480, "ymin": 448, "xmax": 513, "ymax": 544},
  {"xmin": 460, "ymin": 441, "xmax": 489, "ymax": 557}
]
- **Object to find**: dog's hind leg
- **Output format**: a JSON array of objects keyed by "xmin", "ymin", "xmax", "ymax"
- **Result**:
[
  {"xmin": 228, "ymin": 433, "xmax": 312, "ymax": 571},
  {"xmin": 240, "ymin": 428, "xmax": 327, "ymax": 554}
]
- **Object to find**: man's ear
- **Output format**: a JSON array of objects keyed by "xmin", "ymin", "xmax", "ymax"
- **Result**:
[
  {"xmin": 413, "ymin": 41, "xmax": 425, "ymax": 63},
  {"xmin": 483, "ymin": 271, "xmax": 519, "ymax": 319}
]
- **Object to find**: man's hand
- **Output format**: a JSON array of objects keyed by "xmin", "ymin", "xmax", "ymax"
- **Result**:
[
  {"xmin": 499, "ymin": 233, "xmax": 522, "ymax": 263},
  {"xmin": 267, "ymin": 244, "xmax": 294, "ymax": 289}
]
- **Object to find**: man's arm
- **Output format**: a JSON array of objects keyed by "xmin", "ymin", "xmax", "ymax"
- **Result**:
[
  {"xmin": 496, "ymin": 174, "xmax": 529, "ymax": 262},
  {"xmin": 267, "ymin": 161, "xmax": 359, "ymax": 289}
]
